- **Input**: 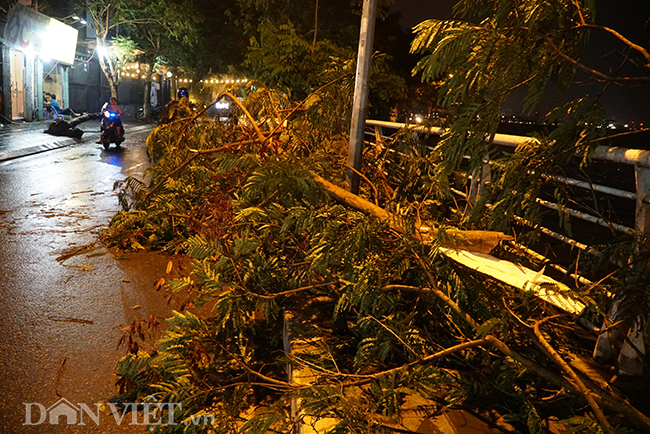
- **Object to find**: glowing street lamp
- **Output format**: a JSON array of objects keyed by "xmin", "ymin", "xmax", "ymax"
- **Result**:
[
  {"xmin": 59, "ymin": 14, "xmax": 87, "ymax": 25},
  {"xmin": 97, "ymin": 45, "xmax": 109, "ymax": 59}
]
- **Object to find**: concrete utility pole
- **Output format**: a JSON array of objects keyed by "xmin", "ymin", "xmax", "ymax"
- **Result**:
[
  {"xmin": 2, "ymin": 46, "xmax": 12, "ymax": 122},
  {"xmin": 347, "ymin": 0, "xmax": 377, "ymax": 194},
  {"xmin": 35, "ymin": 59, "xmax": 44, "ymax": 121},
  {"xmin": 24, "ymin": 57, "xmax": 34, "ymax": 122},
  {"xmin": 60, "ymin": 65, "xmax": 69, "ymax": 110}
]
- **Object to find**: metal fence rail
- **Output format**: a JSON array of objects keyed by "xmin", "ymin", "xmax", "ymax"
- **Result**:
[
  {"xmin": 365, "ymin": 120, "xmax": 649, "ymax": 377},
  {"xmin": 365, "ymin": 119, "xmax": 650, "ymax": 252}
]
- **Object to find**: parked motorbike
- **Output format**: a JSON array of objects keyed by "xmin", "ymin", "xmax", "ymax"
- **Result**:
[
  {"xmin": 100, "ymin": 104, "xmax": 124, "ymax": 149},
  {"xmin": 135, "ymin": 104, "xmax": 164, "ymax": 121}
]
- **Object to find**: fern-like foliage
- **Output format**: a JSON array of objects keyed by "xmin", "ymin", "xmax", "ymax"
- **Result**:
[
  {"xmin": 408, "ymin": 0, "xmax": 650, "ymax": 316},
  {"xmin": 105, "ymin": 69, "xmax": 648, "ymax": 432},
  {"xmin": 408, "ymin": 0, "xmax": 625, "ymax": 232}
]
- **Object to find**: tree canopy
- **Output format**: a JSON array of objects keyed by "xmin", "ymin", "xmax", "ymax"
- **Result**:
[
  {"xmin": 78, "ymin": 0, "xmax": 407, "ymax": 119},
  {"xmin": 411, "ymin": 0, "xmax": 650, "ymax": 229}
]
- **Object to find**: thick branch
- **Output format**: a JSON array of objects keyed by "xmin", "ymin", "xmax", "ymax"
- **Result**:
[
  {"xmin": 544, "ymin": 36, "xmax": 650, "ymax": 83},
  {"xmin": 312, "ymin": 174, "xmax": 512, "ymax": 253},
  {"xmin": 343, "ymin": 164, "xmax": 379, "ymax": 206},
  {"xmin": 533, "ymin": 318, "xmax": 615, "ymax": 434},
  {"xmin": 571, "ymin": 24, "xmax": 650, "ymax": 66},
  {"xmin": 222, "ymin": 91, "xmax": 265, "ymax": 142}
]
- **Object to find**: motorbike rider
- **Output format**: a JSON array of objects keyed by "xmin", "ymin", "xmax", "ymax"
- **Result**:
[
  {"xmin": 97, "ymin": 97, "xmax": 124, "ymax": 143},
  {"xmin": 106, "ymin": 97, "xmax": 123, "ymax": 120},
  {"xmin": 177, "ymin": 87, "xmax": 189, "ymax": 100}
]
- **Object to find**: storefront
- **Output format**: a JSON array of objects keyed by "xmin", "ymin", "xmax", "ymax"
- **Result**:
[{"xmin": 1, "ymin": 4, "xmax": 77, "ymax": 121}]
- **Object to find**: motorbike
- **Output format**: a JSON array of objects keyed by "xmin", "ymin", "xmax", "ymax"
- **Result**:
[
  {"xmin": 100, "ymin": 104, "xmax": 124, "ymax": 149},
  {"xmin": 135, "ymin": 104, "xmax": 164, "ymax": 121}
]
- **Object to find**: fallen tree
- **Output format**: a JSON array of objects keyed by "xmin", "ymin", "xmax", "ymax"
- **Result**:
[
  {"xmin": 103, "ymin": 87, "xmax": 649, "ymax": 433},
  {"xmin": 43, "ymin": 113, "xmax": 103, "ymax": 138}
]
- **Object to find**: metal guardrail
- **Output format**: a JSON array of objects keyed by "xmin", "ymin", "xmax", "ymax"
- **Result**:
[
  {"xmin": 365, "ymin": 120, "xmax": 650, "ymax": 377},
  {"xmin": 365, "ymin": 119, "xmax": 650, "ymax": 250}
]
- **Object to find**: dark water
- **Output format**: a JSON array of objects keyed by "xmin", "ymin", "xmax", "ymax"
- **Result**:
[
  {"xmin": 498, "ymin": 122, "xmax": 650, "ymax": 151},
  {"xmin": 496, "ymin": 123, "xmax": 646, "ymax": 277}
]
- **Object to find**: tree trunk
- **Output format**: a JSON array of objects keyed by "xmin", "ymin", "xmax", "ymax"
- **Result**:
[
  {"xmin": 143, "ymin": 78, "xmax": 151, "ymax": 119},
  {"xmin": 97, "ymin": 47, "xmax": 118, "ymax": 100},
  {"xmin": 108, "ymin": 79, "xmax": 118, "ymax": 100}
]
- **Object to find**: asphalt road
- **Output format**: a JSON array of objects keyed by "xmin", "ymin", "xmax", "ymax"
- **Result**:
[{"xmin": 0, "ymin": 123, "xmax": 179, "ymax": 433}]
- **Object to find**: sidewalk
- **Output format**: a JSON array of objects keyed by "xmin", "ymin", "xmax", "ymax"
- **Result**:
[{"xmin": 0, "ymin": 117, "xmax": 154, "ymax": 162}]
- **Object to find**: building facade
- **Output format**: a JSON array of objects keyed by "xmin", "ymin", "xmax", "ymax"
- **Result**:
[{"xmin": 0, "ymin": 1, "xmax": 111, "ymax": 123}]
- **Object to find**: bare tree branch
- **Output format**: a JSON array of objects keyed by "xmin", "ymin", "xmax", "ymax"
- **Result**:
[
  {"xmin": 532, "ymin": 317, "xmax": 615, "ymax": 434},
  {"xmin": 544, "ymin": 35, "xmax": 650, "ymax": 83},
  {"xmin": 570, "ymin": 24, "xmax": 650, "ymax": 66}
]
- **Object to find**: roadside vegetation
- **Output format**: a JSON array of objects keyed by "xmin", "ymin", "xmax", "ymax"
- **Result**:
[
  {"xmin": 102, "ymin": 90, "xmax": 648, "ymax": 433},
  {"xmin": 99, "ymin": 0, "xmax": 650, "ymax": 433}
]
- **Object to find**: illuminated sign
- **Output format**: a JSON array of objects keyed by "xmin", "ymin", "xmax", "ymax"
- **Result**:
[{"xmin": 3, "ymin": 5, "xmax": 78, "ymax": 65}]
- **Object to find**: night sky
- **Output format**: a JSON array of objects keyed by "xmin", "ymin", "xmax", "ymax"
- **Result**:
[
  {"xmin": 390, "ymin": 0, "xmax": 454, "ymax": 29},
  {"xmin": 390, "ymin": 0, "xmax": 650, "ymax": 125}
]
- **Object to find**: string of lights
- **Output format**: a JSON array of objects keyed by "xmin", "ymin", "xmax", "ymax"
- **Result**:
[{"xmin": 120, "ymin": 64, "xmax": 246, "ymax": 83}]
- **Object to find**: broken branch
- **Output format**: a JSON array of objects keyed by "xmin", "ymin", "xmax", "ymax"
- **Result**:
[{"xmin": 312, "ymin": 174, "xmax": 512, "ymax": 253}]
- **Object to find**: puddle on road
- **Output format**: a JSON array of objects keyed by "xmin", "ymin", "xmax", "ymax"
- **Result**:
[{"xmin": 0, "ymin": 187, "xmax": 118, "ymax": 244}]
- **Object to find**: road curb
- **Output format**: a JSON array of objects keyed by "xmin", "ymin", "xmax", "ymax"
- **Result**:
[
  {"xmin": 0, "ymin": 124, "xmax": 154, "ymax": 163},
  {"xmin": 0, "ymin": 138, "xmax": 78, "ymax": 162}
]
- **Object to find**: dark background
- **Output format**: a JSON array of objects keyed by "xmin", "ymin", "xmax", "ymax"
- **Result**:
[{"xmin": 390, "ymin": 0, "xmax": 650, "ymax": 125}]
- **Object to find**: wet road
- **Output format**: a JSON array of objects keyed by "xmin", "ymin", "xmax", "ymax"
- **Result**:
[{"xmin": 0, "ymin": 125, "xmax": 177, "ymax": 433}]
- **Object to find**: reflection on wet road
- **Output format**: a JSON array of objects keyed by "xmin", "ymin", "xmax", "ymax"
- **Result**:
[{"xmin": 0, "ymin": 128, "xmax": 177, "ymax": 433}]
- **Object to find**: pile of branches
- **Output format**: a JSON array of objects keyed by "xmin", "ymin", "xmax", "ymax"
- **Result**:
[{"xmin": 103, "ymin": 86, "xmax": 649, "ymax": 434}]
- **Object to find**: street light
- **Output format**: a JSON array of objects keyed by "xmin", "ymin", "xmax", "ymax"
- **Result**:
[
  {"xmin": 97, "ymin": 45, "xmax": 109, "ymax": 59},
  {"xmin": 57, "ymin": 14, "xmax": 87, "ymax": 25}
]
